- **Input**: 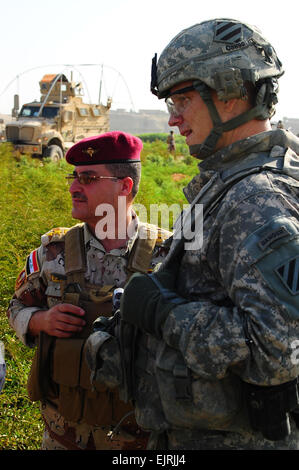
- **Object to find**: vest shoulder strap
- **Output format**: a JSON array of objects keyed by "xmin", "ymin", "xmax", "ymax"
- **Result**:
[
  {"xmin": 64, "ymin": 223, "xmax": 86, "ymax": 274},
  {"xmin": 63, "ymin": 222, "xmax": 172, "ymax": 284},
  {"xmin": 63, "ymin": 224, "xmax": 86, "ymax": 298},
  {"xmin": 127, "ymin": 223, "xmax": 172, "ymax": 274}
]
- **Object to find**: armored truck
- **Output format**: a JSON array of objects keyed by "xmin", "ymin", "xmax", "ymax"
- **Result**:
[{"xmin": 1, "ymin": 73, "xmax": 112, "ymax": 160}]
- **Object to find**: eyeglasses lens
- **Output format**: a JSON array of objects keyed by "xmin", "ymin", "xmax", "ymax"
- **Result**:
[
  {"xmin": 66, "ymin": 173, "xmax": 92, "ymax": 185},
  {"xmin": 166, "ymin": 96, "xmax": 189, "ymax": 117}
]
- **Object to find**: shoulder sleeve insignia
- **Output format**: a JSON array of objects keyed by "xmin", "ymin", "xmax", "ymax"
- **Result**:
[
  {"xmin": 25, "ymin": 249, "xmax": 40, "ymax": 277},
  {"xmin": 242, "ymin": 216, "xmax": 299, "ymax": 320},
  {"xmin": 276, "ymin": 255, "xmax": 299, "ymax": 296},
  {"xmin": 41, "ymin": 227, "xmax": 70, "ymax": 246},
  {"xmin": 15, "ymin": 268, "xmax": 27, "ymax": 291}
]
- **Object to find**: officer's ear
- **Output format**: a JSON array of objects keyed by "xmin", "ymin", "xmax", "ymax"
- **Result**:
[{"xmin": 119, "ymin": 177, "xmax": 134, "ymax": 197}]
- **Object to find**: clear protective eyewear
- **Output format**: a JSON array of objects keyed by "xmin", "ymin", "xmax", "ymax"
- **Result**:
[
  {"xmin": 66, "ymin": 171, "xmax": 122, "ymax": 185},
  {"xmin": 165, "ymin": 85, "xmax": 195, "ymax": 117}
]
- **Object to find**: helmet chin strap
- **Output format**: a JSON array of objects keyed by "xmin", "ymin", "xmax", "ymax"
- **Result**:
[{"xmin": 189, "ymin": 81, "xmax": 268, "ymax": 159}]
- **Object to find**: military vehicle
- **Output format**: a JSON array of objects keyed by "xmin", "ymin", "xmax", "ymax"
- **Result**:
[{"xmin": 1, "ymin": 73, "xmax": 112, "ymax": 160}]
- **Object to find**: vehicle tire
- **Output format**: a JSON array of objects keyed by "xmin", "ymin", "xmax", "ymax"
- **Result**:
[{"xmin": 45, "ymin": 144, "xmax": 64, "ymax": 161}]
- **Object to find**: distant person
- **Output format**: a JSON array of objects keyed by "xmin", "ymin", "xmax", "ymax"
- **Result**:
[
  {"xmin": 7, "ymin": 131, "xmax": 171, "ymax": 450},
  {"xmin": 167, "ymin": 130, "xmax": 176, "ymax": 153},
  {"xmin": 277, "ymin": 120, "xmax": 285, "ymax": 129},
  {"xmin": 86, "ymin": 18, "xmax": 299, "ymax": 450}
]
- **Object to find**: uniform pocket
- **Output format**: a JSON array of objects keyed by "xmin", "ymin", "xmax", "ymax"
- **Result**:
[
  {"xmin": 52, "ymin": 338, "xmax": 84, "ymax": 387},
  {"xmin": 155, "ymin": 342, "xmax": 242, "ymax": 429}
]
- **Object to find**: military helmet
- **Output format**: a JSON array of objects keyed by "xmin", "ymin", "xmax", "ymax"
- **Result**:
[
  {"xmin": 152, "ymin": 18, "xmax": 283, "ymax": 101},
  {"xmin": 151, "ymin": 19, "xmax": 284, "ymax": 158}
]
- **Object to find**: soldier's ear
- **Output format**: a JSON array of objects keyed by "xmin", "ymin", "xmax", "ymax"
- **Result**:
[
  {"xmin": 119, "ymin": 176, "xmax": 133, "ymax": 197},
  {"xmin": 223, "ymin": 98, "xmax": 238, "ymax": 112},
  {"xmin": 218, "ymin": 96, "xmax": 250, "ymax": 121}
]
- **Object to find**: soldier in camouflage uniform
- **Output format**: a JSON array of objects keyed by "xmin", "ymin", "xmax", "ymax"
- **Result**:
[
  {"xmin": 7, "ymin": 131, "xmax": 171, "ymax": 450},
  {"xmin": 85, "ymin": 19, "xmax": 299, "ymax": 450}
]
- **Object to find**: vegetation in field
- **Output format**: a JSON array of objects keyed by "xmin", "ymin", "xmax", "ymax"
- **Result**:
[{"xmin": 0, "ymin": 135, "xmax": 198, "ymax": 449}]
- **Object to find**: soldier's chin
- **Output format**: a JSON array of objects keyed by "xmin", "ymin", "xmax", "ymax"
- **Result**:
[
  {"xmin": 185, "ymin": 131, "xmax": 193, "ymax": 145},
  {"xmin": 71, "ymin": 206, "xmax": 87, "ymax": 221}
]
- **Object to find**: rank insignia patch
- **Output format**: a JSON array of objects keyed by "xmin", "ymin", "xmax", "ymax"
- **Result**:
[
  {"xmin": 26, "ymin": 249, "xmax": 40, "ymax": 277},
  {"xmin": 214, "ymin": 21, "xmax": 243, "ymax": 44},
  {"xmin": 276, "ymin": 255, "xmax": 299, "ymax": 295}
]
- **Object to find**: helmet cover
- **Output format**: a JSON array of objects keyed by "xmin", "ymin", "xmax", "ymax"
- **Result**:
[{"xmin": 152, "ymin": 19, "xmax": 283, "ymax": 101}]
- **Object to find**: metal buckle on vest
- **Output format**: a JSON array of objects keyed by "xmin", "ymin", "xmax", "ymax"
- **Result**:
[{"xmin": 173, "ymin": 364, "xmax": 192, "ymax": 400}]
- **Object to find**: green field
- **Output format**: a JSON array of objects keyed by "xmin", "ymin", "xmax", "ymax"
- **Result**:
[{"xmin": 0, "ymin": 135, "xmax": 198, "ymax": 449}]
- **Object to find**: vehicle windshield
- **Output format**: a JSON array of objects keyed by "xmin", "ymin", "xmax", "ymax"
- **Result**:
[{"xmin": 19, "ymin": 105, "xmax": 59, "ymax": 119}]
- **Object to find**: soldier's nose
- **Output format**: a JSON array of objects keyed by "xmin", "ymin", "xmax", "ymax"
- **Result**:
[{"xmin": 168, "ymin": 113, "xmax": 183, "ymax": 127}]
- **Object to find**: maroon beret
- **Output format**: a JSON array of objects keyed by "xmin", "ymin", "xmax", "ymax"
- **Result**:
[{"xmin": 65, "ymin": 131, "xmax": 142, "ymax": 166}]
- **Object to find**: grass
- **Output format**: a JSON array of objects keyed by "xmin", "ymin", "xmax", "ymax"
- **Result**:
[{"xmin": 0, "ymin": 136, "xmax": 198, "ymax": 449}]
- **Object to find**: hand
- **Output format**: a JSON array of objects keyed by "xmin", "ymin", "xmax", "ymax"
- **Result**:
[
  {"xmin": 28, "ymin": 303, "xmax": 86, "ymax": 338},
  {"xmin": 120, "ymin": 273, "xmax": 186, "ymax": 339},
  {"xmin": 85, "ymin": 331, "xmax": 123, "ymax": 389}
]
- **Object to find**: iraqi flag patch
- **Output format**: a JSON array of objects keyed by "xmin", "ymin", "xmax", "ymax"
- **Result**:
[{"xmin": 26, "ymin": 249, "xmax": 40, "ymax": 277}]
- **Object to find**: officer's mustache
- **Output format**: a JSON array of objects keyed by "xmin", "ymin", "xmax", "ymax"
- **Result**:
[{"xmin": 72, "ymin": 192, "xmax": 88, "ymax": 202}]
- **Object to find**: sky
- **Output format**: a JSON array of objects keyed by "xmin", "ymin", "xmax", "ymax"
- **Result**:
[{"xmin": 0, "ymin": 0, "xmax": 298, "ymax": 122}]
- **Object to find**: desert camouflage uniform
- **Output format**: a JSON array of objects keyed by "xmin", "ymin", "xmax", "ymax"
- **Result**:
[
  {"xmin": 87, "ymin": 128, "xmax": 299, "ymax": 449},
  {"xmin": 7, "ymin": 214, "xmax": 171, "ymax": 450}
]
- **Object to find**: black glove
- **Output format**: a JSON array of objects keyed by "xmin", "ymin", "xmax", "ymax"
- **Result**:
[{"xmin": 120, "ymin": 272, "xmax": 186, "ymax": 339}]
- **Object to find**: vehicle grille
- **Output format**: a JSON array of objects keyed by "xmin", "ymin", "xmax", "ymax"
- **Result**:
[
  {"xmin": 6, "ymin": 125, "xmax": 19, "ymax": 141},
  {"xmin": 20, "ymin": 126, "xmax": 34, "ymax": 141},
  {"xmin": 6, "ymin": 125, "xmax": 35, "ymax": 142}
]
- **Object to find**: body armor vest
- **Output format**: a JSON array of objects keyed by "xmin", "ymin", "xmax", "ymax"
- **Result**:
[{"xmin": 27, "ymin": 223, "xmax": 161, "ymax": 429}]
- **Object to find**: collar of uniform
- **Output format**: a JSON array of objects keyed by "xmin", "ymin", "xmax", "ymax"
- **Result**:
[
  {"xmin": 83, "ymin": 224, "xmax": 106, "ymax": 253},
  {"xmin": 183, "ymin": 129, "xmax": 299, "ymax": 203},
  {"xmin": 83, "ymin": 211, "xmax": 139, "ymax": 256},
  {"xmin": 199, "ymin": 129, "xmax": 299, "ymax": 172}
]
